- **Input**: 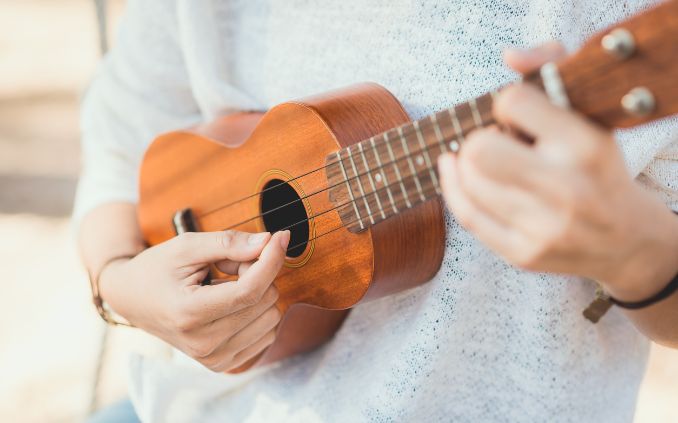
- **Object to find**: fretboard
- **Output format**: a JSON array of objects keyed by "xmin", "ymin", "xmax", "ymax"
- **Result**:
[{"xmin": 326, "ymin": 91, "xmax": 497, "ymax": 233}]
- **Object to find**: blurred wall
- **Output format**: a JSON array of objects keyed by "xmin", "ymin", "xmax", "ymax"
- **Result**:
[{"xmin": 0, "ymin": 1, "xmax": 165, "ymax": 422}]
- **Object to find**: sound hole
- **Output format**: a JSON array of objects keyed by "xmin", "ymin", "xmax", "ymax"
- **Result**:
[{"xmin": 260, "ymin": 179, "xmax": 309, "ymax": 258}]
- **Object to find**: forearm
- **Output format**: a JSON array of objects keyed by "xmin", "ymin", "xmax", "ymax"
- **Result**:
[{"xmin": 78, "ymin": 202, "xmax": 146, "ymax": 280}]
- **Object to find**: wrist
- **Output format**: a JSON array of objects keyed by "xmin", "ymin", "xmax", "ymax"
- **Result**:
[
  {"xmin": 600, "ymin": 205, "xmax": 678, "ymax": 302},
  {"xmin": 94, "ymin": 256, "xmax": 135, "ymax": 325},
  {"xmin": 98, "ymin": 258, "xmax": 130, "ymax": 299}
]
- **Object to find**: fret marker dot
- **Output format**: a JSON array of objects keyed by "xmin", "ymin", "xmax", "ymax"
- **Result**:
[
  {"xmin": 374, "ymin": 173, "xmax": 382, "ymax": 184},
  {"xmin": 416, "ymin": 155, "xmax": 424, "ymax": 166},
  {"xmin": 449, "ymin": 140, "xmax": 460, "ymax": 153}
]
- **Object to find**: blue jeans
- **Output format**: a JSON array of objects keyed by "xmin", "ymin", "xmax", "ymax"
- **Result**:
[{"xmin": 86, "ymin": 399, "xmax": 140, "ymax": 423}]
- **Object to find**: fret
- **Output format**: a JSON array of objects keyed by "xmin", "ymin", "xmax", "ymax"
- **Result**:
[
  {"xmin": 477, "ymin": 92, "xmax": 496, "ymax": 125},
  {"xmin": 357, "ymin": 142, "xmax": 386, "ymax": 220},
  {"xmin": 447, "ymin": 107, "xmax": 464, "ymax": 153},
  {"xmin": 326, "ymin": 89, "xmax": 500, "ymax": 233},
  {"xmin": 384, "ymin": 131, "xmax": 412, "ymax": 208},
  {"xmin": 413, "ymin": 120, "xmax": 440, "ymax": 194},
  {"xmin": 469, "ymin": 98, "xmax": 483, "ymax": 127},
  {"xmin": 335, "ymin": 151, "xmax": 364, "ymax": 230},
  {"xmin": 429, "ymin": 113, "xmax": 447, "ymax": 154},
  {"xmin": 397, "ymin": 127, "xmax": 426, "ymax": 202},
  {"xmin": 346, "ymin": 146, "xmax": 375, "ymax": 225},
  {"xmin": 370, "ymin": 137, "xmax": 398, "ymax": 214}
]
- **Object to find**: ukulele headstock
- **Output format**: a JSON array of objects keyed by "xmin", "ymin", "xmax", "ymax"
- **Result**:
[{"xmin": 549, "ymin": 0, "xmax": 678, "ymax": 128}]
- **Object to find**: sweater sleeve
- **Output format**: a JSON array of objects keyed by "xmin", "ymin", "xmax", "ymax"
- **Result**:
[
  {"xmin": 615, "ymin": 116, "xmax": 678, "ymax": 213},
  {"xmin": 72, "ymin": 0, "xmax": 201, "ymax": 228},
  {"xmin": 637, "ymin": 137, "xmax": 678, "ymax": 212}
]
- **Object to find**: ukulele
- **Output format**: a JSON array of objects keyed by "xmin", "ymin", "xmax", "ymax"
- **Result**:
[{"xmin": 138, "ymin": 0, "xmax": 678, "ymax": 373}]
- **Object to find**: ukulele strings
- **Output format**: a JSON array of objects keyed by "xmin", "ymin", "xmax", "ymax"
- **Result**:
[
  {"xmin": 197, "ymin": 108, "xmax": 464, "ymax": 219},
  {"xmin": 218, "ymin": 133, "xmax": 463, "ymax": 232},
  {"xmin": 283, "ymin": 177, "xmax": 440, "ymax": 252},
  {"xmin": 226, "ymin": 162, "xmax": 439, "ymax": 248}
]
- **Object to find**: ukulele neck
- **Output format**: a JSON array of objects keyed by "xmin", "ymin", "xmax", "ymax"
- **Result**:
[
  {"xmin": 326, "ymin": 90, "xmax": 499, "ymax": 233},
  {"xmin": 326, "ymin": 0, "xmax": 678, "ymax": 233}
]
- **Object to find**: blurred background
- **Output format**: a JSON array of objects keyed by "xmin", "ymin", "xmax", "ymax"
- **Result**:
[{"xmin": 0, "ymin": 1, "xmax": 676, "ymax": 422}]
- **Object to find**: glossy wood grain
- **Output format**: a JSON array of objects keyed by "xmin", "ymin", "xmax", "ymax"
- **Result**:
[
  {"xmin": 556, "ymin": 0, "xmax": 678, "ymax": 128},
  {"xmin": 138, "ymin": 83, "xmax": 445, "ymax": 372}
]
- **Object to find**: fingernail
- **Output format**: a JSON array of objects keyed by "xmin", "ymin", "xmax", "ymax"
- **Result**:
[
  {"xmin": 248, "ymin": 232, "xmax": 269, "ymax": 245},
  {"xmin": 278, "ymin": 230, "xmax": 291, "ymax": 249}
]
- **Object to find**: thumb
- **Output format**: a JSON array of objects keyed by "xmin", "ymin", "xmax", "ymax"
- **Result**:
[
  {"xmin": 503, "ymin": 41, "xmax": 566, "ymax": 74},
  {"xmin": 169, "ymin": 230, "xmax": 271, "ymax": 266}
]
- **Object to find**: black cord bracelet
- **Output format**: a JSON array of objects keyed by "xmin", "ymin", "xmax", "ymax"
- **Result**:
[
  {"xmin": 608, "ymin": 272, "xmax": 678, "ymax": 309},
  {"xmin": 609, "ymin": 210, "xmax": 678, "ymax": 310}
]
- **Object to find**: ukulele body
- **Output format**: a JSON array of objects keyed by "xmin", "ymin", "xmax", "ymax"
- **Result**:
[{"xmin": 138, "ymin": 83, "xmax": 446, "ymax": 372}]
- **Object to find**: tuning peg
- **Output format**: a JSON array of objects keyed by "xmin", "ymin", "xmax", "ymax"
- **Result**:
[
  {"xmin": 621, "ymin": 87, "xmax": 655, "ymax": 117},
  {"xmin": 602, "ymin": 28, "xmax": 636, "ymax": 59}
]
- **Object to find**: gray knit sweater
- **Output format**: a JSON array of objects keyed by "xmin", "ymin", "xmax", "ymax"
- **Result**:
[{"xmin": 75, "ymin": 1, "xmax": 677, "ymax": 421}]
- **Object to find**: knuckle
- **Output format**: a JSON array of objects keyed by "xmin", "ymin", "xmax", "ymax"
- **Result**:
[
  {"xmin": 238, "ymin": 285, "xmax": 265, "ymax": 307},
  {"xmin": 576, "ymin": 144, "xmax": 604, "ymax": 171},
  {"xmin": 174, "ymin": 310, "xmax": 199, "ymax": 333},
  {"xmin": 216, "ymin": 230, "xmax": 235, "ymax": 250},
  {"xmin": 573, "ymin": 130, "xmax": 612, "ymax": 172},
  {"xmin": 232, "ymin": 311, "xmax": 250, "ymax": 329},
  {"xmin": 186, "ymin": 340, "xmax": 214, "ymax": 359},
  {"xmin": 264, "ymin": 306, "xmax": 282, "ymax": 327},
  {"xmin": 263, "ymin": 285, "xmax": 280, "ymax": 305},
  {"xmin": 494, "ymin": 85, "xmax": 526, "ymax": 118},
  {"xmin": 200, "ymin": 354, "xmax": 226, "ymax": 372}
]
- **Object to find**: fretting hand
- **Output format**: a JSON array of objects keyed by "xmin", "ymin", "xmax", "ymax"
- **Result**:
[
  {"xmin": 438, "ymin": 43, "xmax": 678, "ymax": 302},
  {"xmin": 98, "ymin": 229, "xmax": 290, "ymax": 372}
]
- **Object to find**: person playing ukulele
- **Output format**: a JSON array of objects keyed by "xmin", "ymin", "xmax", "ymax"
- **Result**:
[{"xmin": 79, "ymin": 2, "xmax": 678, "ymax": 422}]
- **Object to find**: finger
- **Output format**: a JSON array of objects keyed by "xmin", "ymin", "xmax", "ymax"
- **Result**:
[
  {"xmin": 438, "ymin": 154, "xmax": 534, "ymax": 262},
  {"xmin": 462, "ymin": 126, "xmax": 546, "ymax": 189},
  {"xmin": 230, "ymin": 230, "xmax": 289, "ymax": 301},
  {"xmin": 187, "ymin": 230, "xmax": 290, "ymax": 320},
  {"xmin": 214, "ymin": 258, "xmax": 251, "ymax": 275},
  {"xmin": 170, "ymin": 230, "xmax": 271, "ymax": 267},
  {"xmin": 201, "ymin": 284, "xmax": 278, "ymax": 338},
  {"xmin": 228, "ymin": 328, "xmax": 277, "ymax": 371},
  {"xmin": 438, "ymin": 154, "xmax": 515, "ymax": 240},
  {"xmin": 213, "ymin": 259, "xmax": 253, "ymax": 276},
  {"xmin": 206, "ymin": 307, "xmax": 280, "ymax": 372},
  {"xmin": 238, "ymin": 261, "xmax": 253, "ymax": 277},
  {"xmin": 503, "ymin": 41, "xmax": 566, "ymax": 74},
  {"xmin": 457, "ymin": 140, "xmax": 556, "ymax": 233},
  {"xmin": 493, "ymin": 84, "xmax": 599, "ymax": 143}
]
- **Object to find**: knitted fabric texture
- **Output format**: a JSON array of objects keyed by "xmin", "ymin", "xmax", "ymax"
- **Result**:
[{"xmin": 74, "ymin": 1, "xmax": 677, "ymax": 422}]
